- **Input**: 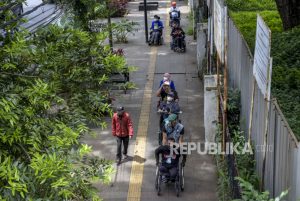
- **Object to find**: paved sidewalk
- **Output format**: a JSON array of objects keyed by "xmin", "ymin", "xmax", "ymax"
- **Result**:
[{"xmin": 83, "ymin": 1, "xmax": 218, "ymax": 200}]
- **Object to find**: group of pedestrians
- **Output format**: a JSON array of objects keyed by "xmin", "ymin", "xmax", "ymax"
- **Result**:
[
  {"xmin": 149, "ymin": 2, "xmax": 186, "ymax": 52},
  {"xmin": 111, "ymin": 73, "xmax": 186, "ymax": 186}
]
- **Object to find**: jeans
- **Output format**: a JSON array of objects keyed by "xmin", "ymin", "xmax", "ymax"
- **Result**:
[{"xmin": 116, "ymin": 136, "xmax": 129, "ymax": 160}]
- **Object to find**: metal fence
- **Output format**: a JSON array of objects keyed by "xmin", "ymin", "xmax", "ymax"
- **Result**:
[{"xmin": 227, "ymin": 17, "xmax": 300, "ymax": 201}]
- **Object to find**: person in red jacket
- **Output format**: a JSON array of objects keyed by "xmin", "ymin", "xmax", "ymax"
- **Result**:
[{"xmin": 112, "ymin": 106, "xmax": 134, "ymax": 165}]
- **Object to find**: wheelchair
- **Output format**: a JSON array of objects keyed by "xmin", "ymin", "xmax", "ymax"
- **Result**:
[
  {"xmin": 149, "ymin": 29, "xmax": 164, "ymax": 46},
  {"xmin": 157, "ymin": 109, "xmax": 182, "ymax": 145},
  {"xmin": 171, "ymin": 36, "xmax": 186, "ymax": 53},
  {"xmin": 155, "ymin": 160, "xmax": 185, "ymax": 197}
]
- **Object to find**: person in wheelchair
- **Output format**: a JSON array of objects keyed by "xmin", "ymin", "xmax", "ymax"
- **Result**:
[
  {"xmin": 162, "ymin": 113, "xmax": 184, "ymax": 145},
  {"xmin": 155, "ymin": 137, "xmax": 186, "ymax": 183},
  {"xmin": 171, "ymin": 23, "xmax": 185, "ymax": 51},
  {"xmin": 158, "ymin": 92, "xmax": 180, "ymax": 131},
  {"xmin": 156, "ymin": 80, "xmax": 179, "ymax": 110},
  {"xmin": 159, "ymin": 73, "xmax": 176, "ymax": 91},
  {"xmin": 149, "ymin": 15, "xmax": 164, "ymax": 45}
]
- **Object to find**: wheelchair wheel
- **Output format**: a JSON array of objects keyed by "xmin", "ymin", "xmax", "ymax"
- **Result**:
[
  {"xmin": 158, "ymin": 131, "xmax": 162, "ymax": 145},
  {"xmin": 175, "ymin": 178, "xmax": 180, "ymax": 197},
  {"xmin": 160, "ymin": 37, "xmax": 164, "ymax": 45},
  {"xmin": 180, "ymin": 163, "xmax": 185, "ymax": 191},
  {"xmin": 155, "ymin": 166, "xmax": 161, "ymax": 195}
]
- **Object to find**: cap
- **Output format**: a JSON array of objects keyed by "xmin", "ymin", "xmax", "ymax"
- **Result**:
[
  {"xmin": 163, "ymin": 73, "xmax": 171, "ymax": 78},
  {"xmin": 167, "ymin": 114, "xmax": 177, "ymax": 121},
  {"xmin": 163, "ymin": 81, "xmax": 170, "ymax": 86},
  {"xmin": 117, "ymin": 106, "xmax": 124, "ymax": 111}
]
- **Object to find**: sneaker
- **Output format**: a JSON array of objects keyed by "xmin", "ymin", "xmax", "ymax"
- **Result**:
[
  {"xmin": 123, "ymin": 154, "xmax": 128, "ymax": 160},
  {"xmin": 116, "ymin": 158, "xmax": 121, "ymax": 165},
  {"xmin": 161, "ymin": 175, "xmax": 168, "ymax": 183}
]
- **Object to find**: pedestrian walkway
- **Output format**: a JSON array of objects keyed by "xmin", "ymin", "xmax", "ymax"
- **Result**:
[{"xmin": 82, "ymin": 1, "xmax": 218, "ymax": 200}]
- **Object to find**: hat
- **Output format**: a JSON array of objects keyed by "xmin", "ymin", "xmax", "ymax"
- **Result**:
[
  {"xmin": 167, "ymin": 114, "xmax": 177, "ymax": 121},
  {"xmin": 163, "ymin": 73, "xmax": 171, "ymax": 78},
  {"xmin": 163, "ymin": 81, "xmax": 170, "ymax": 86},
  {"xmin": 116, "ymin": 106, "xmax": 124, "ymax": 111}
]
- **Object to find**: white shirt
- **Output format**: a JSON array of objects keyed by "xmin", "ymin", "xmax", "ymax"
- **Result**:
[{"xmin": 169, "ymin": 7, "xmax": 180, "ymax": 13}]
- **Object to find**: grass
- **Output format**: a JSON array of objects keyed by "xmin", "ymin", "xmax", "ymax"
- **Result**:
[
  {"xmin": 225, "ymin": 0, "xmax": 277, "ymax": 11},
  {"xmin": 230, "ymin": 10, "xmax": 283, "ymax": 52}
]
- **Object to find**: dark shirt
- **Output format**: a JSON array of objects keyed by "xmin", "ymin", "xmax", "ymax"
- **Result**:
[
  {"xmin": 160, "ymin": 89, "xmax": 179, "ymax": 101},
  {"xmin": 171, "ymin": 27, "xmax": 185, "ymax": 38},
  {"xmin": 159, "ymin": 101, "xmax": 180, "ymax": 114},
  {"xmin": 155, "ymin": 145, "xmax": 180, "ymax": 168}
]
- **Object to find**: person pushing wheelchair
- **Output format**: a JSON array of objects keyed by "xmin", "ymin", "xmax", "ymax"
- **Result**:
[{"xmin": 155, "ymin": 137, "xmax": 186, "ymax": 183}]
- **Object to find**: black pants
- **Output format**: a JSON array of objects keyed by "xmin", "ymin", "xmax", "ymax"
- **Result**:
[
  {"xmin": 116, "ymin": 136, "xmax": 129, "ymax": 160},
  {"xmin": 160, "ymin": 165, "xmax": 178, "ymax": 180},
  {"xmin": 174, "ymin": 36, "xmax": 184, "ymax": 49}
]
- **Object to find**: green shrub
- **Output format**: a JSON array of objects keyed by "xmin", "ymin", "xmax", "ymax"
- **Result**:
[
  {"xmin": 233, "ymin": 177, "xmax": 288, "ymax": 201},
  {"xmin": 230, "ymin": 11, "xmax": 282, "ymax": 52},
  {"xmin": 271, "ymin": 26, "xmax": 300, "ymax": 139}
]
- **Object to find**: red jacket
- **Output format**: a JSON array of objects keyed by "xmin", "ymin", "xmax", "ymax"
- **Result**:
[{"xmin": 112, "ymin": 112, "xmax": 134, "ymax": 137}]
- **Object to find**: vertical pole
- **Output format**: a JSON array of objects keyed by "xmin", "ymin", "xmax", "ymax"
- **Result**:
[
  {"xmin": 143, "ymin": 0, "xmax": 149, "ymax": 43},
  {"xmin": 107, "ymin": 0, "xmax": 113, "ymax": 51},
  {"xmin": 261, "ymin": 58, "xmax": 272, "ymax": 191},
  {"xmin": 207, "ymin": 17, "xmax": 211, "ymax": 74},
  {"xmin": 222, "ymin": 7, "xmax": 228, "ymax": 155},
  {"xmin": 248, "ymin": 79, "xmax": 255, "ymax": 144}
]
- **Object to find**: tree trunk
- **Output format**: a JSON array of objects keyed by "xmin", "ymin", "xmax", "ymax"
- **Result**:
[{"xmin": 275, "ymin": 0, "xmax": 300, "ymax": 30}]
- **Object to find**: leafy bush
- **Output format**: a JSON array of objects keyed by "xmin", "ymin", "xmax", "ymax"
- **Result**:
[
  {"xmin": 0, "ymin": 24, "xmax": 126, "ymax": 200},
  {"xmin": 233, "ymin": 177, "xmax": 288, "ymax": 201},
  {"xmin": 230, "ymin": 11, "xmax": 282, "ymax": 52},
  {"xmin": 110, "ymin": 0, "xmax": 128, "ymax": 18},
  {"xmin": 271, "ymin": 27, "xmax": 300, "ymax": 139},
  {"xmin": 111, "ymin": 19, "xmax": 139, "ymax": 43}
]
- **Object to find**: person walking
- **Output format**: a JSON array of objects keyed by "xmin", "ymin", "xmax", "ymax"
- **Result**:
[{"xmin": 112, "ymin": 106, "xmax": 134, "ymax": 165}]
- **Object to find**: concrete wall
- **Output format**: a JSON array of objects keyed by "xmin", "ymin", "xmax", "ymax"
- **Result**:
[
  {"xmin": 196, "ymin": 23, "xmax": 207, "ymax": 77},
  {"xmin": 204, "ymin": 75, "xmax": 218, "ymax": 143}
]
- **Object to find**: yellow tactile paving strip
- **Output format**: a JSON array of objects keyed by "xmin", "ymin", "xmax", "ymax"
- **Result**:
[
  {"xmin": 126, "ymin": 47, "xmax": 157, "ymax": 201},
  {"xmin": 127, "ymin": 6, "xmax": 170, "ymax": 201}
]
